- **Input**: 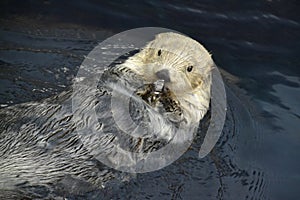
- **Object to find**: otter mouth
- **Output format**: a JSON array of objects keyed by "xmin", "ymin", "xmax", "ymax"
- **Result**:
[{"xmin": 153, "ymin": 79, "xmax": 165, "ymax": 93}]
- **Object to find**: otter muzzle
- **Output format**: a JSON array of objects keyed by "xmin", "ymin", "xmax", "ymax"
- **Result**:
[{"xmin": 155, "ymin": 69, "xmax": 170, "ymax": 82}]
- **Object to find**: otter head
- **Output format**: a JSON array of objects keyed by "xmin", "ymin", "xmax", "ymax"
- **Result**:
[{"xmin": 123, "ymin": 32, "xmax": 213, "ymax": 123}]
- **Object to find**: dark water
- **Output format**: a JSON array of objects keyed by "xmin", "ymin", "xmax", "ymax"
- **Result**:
[{"xmin": 0, "ymin": 0, "xmax": 299, "ymax": 199}]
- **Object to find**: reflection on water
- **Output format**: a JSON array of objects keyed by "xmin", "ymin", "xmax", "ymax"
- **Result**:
[{"xmin": 0, "ymin": 0, "xmax": 299, "ymax": 199}]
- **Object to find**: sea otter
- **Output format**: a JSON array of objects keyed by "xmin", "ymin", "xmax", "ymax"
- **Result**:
[
  {"xmin": 114, "ymin": 32, "xmax": 212, "ymax": 124},
  {"xmin": 0, "ymin": 32, "xmax": 213, "ymax": 198}
]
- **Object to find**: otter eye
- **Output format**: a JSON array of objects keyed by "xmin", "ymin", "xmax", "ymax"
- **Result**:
[
  {"xmin": 187, "ymin": 65, "xmax": 193, "ymax": 72},
  {"xmin": 157, "ymin": 49, "xmax": 162, "ymax": 56}
]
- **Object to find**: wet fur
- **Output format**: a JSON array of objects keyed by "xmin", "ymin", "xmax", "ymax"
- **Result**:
[{"xmin": 0, "ymin": 32, "xmax": 214, "ymax": 196}]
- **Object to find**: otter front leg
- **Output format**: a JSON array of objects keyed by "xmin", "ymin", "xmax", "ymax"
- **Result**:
[{"xmin": 160, "ymin": 88, "xmax": 184, "ymax": 123}]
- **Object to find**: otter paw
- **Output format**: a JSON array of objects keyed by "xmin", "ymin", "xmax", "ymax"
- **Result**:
[
  {"xmin": 164, "ymin": 111, "xmax": 184, "ymax": 123},
  {"xmin": 135, "ymin": 84, "xmax": 161, "ymax": 107}
]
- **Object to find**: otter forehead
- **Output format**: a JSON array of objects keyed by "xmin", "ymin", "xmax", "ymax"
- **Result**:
[
  {"xmin": 126, "ymin": 32, "xmax": 213, "ymax": 75},
  {"xmin": 144, "ymin": 32, "xmax": 212, "ymax": 66},
  {"xmin": 121, "ymin": 32, "xmax": 213, "ymax": 95}
]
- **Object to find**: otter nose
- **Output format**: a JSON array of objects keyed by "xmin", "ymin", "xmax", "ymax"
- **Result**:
[{"xmin": 155, "ymin": 69, "xmax": 170, "ymax": 82}]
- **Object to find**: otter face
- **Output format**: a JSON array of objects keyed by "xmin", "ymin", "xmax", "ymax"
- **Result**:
[
  {"xmin": 125, "ymin": 32, "xmax": 213, "ymax": 96},
  {"xmin": 137, "ymin": 48, "xmax": 207, "ymax": 96},
  {"xmin": 122, "ymin": 32, "xmax": 213, "ymax": 121}
]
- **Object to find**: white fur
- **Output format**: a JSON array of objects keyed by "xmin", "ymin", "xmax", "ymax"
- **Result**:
[{"xmin": 122, "ymin": 32, "xmax": 213, "ymax": 124}]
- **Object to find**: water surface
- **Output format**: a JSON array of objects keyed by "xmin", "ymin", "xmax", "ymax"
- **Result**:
[{"xmin": 0, "ymin": 0, "xmax": 299, "ymax": 199}]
